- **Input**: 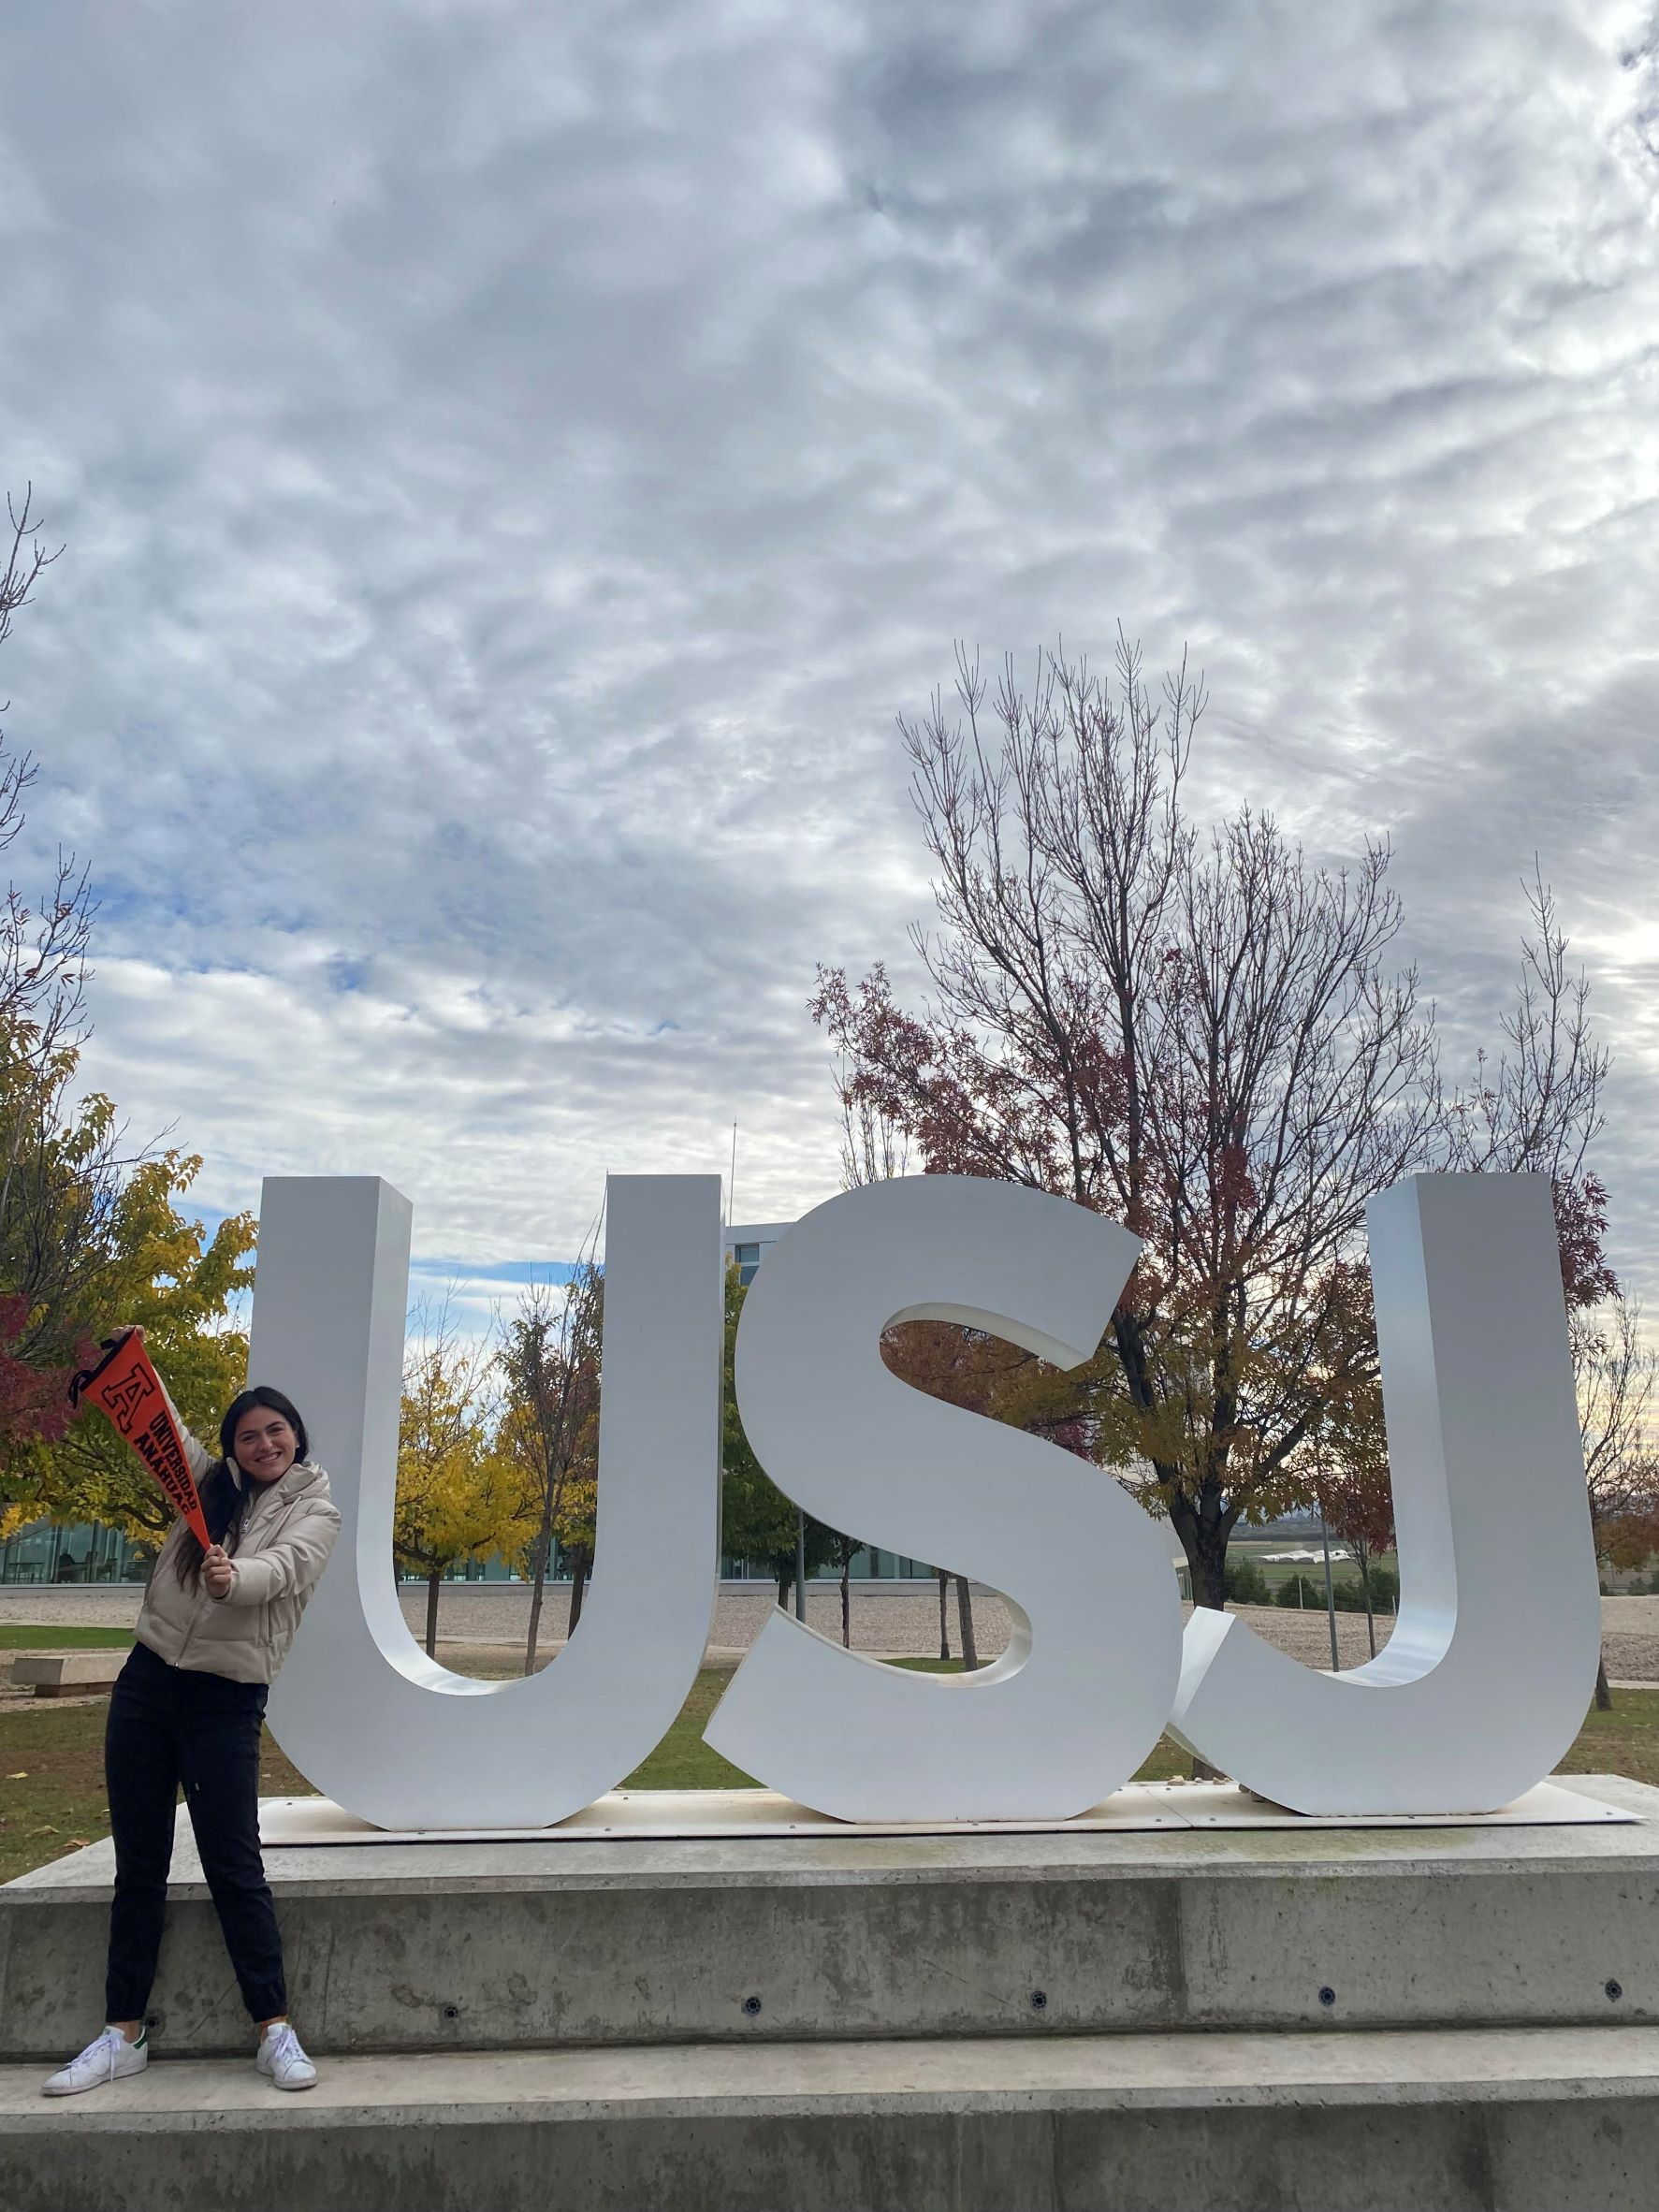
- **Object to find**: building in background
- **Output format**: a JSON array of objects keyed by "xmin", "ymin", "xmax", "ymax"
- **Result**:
[
  {"xmin": 0, "ymin": 1519, "xmax": 150, "ymax": 1586},
  {"xmin": 723, "ymin": 1221, "xmax": 789, "ymax": 1286}
]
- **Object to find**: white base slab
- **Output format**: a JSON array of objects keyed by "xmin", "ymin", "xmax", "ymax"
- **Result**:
[{"xmin": 256, "ymin": 1776, "xmax": 1634, "ymax": 1847}]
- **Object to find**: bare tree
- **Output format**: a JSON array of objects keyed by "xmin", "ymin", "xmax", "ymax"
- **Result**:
[
  {"xmin": 0, "ymin": 485, "xmax": 130, "ymax": 1471},
  {"xmin": 498, "ymin": 1240, "xmax": 604, "ymax": 1677},
  {"xmin": 1576, "ymin": 1297, "xmax": 1659, "ymax": 1708},
  {"xmin": 819, "ymin": 638, "xmax": 1447, "ymax": 1607},
  {"xmin": 0, "ymin": 486, "xmax": 60, "ymax": 660},
  {"xmin": 0, "ymin": 488, "xmax": 81, "ymax": 1083},
  {"xmin": 1447, "ymin": 865, "xmax": 1615, "ymax": 1307}
]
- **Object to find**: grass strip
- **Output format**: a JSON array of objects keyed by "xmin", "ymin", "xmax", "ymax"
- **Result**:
[
  {"xmin": 0, "ymin": 1627, "xmax": 135, "ymax": 1651},
  {"xmin": 4, "ymin": 1671, "xmax": 1652, "ymax": 1886}
]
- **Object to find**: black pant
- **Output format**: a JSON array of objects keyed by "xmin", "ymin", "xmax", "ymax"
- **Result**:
[{"xmin": 104, "ymin": 1639, "xmax": 287, "ymax": 2025}]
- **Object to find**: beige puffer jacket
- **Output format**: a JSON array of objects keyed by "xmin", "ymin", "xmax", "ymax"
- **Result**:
[{"xmin": 135, "ymin": 1408, "xmax": 342, "ymax": 1686}]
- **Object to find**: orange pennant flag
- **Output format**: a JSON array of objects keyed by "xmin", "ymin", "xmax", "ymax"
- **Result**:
[{"xmin": 69, "ymin": 1332, "xmax": 211, "ymax": 1550}]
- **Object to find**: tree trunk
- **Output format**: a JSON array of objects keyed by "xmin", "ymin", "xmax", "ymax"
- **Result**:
[
  {"xmin": 775, "ymin": 1565, "xmax": 793, "ymax": 1608},
  {"xmin": 1191, "ymin": 1551, "xmax": 1226, "ymax": 1608},
  {"xmin": 424, "ymin": 1571, "xmax": 442, "ymax": 1658},
  {"xmin": 938, "ymin": 1567, "xmax": 951, "ymax": 1661},
  {"xmin": 954, "ymin": 1575, "xmax": 979, "ymax": 1670},
  {"xmin": 567, "ymin": 1550, "xmax": 592, "ymax": 1635},
  {"xmin": 1362, "ymin": 1568, "xmax": 1376, "ymax": 1660},
  {"xmin": 1318, "ymin": 1514, "xmax": 1341, "ymax": 1673},
  {"xmin": 840, "ymin": 1550, "xmax": 851, "ymax": 1647},
  {"xmin": 523, "ymin": 1532, "xmax": 550, "ymax": 1677},
  {"xmin": 1595, "ymin": 1651, "xmax": 1613, "ymax": 1712},
  {"xmin": 1169, "ymin": 1482, "xmax": 1230, "ymax": 1610}
]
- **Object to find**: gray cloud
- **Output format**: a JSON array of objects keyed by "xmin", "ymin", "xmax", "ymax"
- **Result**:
[{"xmin": 1, "ymin": 0, "xmax": 1655, "ymax": 1298}]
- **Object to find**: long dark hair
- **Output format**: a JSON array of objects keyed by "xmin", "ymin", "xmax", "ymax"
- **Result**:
[{"xmin": 172, "ymin": 1386, "xmax": 310, "ymax": 1588}]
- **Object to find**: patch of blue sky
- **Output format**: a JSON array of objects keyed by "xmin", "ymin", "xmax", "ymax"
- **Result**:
[
  {"xmin": 158, "ymin": 1201, "xmax": 578, "ymax": 1348},
  {"xmin": 405, "ymin": 1258, "xmax": 584, "ymax": 1346},
  {"xmin": 91, "ymin": 876, "xmax": 202, "ymax": 927},
  {"xmin": 409, "ymin": 1257, "xmax": 583, "ymax": 1289},
  {"xmin": 326, "ymin": 953, "xmax": 371, "ymax": 993}
]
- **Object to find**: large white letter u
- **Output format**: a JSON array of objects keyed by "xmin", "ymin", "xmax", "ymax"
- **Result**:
[{"xmin": 255, "ymin": 1174, "xmax": 722, "ymax": 1831}]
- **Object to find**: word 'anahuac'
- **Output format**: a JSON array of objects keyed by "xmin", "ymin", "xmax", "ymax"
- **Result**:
[{"xmin": 255, "ymin": 1170, "xmax": 1598, "ymax": 1831}]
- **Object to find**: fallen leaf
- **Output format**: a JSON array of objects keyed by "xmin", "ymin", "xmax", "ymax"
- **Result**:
[{"xmin": 7, "ymin": 1771, "xmax": 26, "ymax": 1780}]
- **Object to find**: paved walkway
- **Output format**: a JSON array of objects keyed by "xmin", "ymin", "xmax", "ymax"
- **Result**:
[{"xmin": 7, "ymin": 1583, "xmax": 1658, "ymax": 1676}]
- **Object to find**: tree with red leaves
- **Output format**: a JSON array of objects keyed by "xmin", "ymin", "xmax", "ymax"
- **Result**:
[
  {"xmin": 814, "ymin": 637, "xmax": 1614, "ymax": 1611},
  {"xmin": 0, "ymin": 1292, "xmax": 76, "ymax": 1465}
]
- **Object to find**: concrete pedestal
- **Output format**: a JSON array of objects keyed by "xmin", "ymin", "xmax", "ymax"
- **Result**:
[{"xmin": 3, "ymin": 1774, "xmax": 1656, "ymax": 2210}]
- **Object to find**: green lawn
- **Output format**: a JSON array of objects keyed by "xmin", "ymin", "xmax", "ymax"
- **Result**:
[
  {"xmin": 1551, "ymin": 1694, "xmax": 1659, "ymax": 1792},
  {"xmin": 621, "ymin": 1666, "xmax": 758, "ymax": 1790},
  {"xmin": 0, "ymin": 1626, "xmax": 134, "ymax": 1651},
  {"xmin": 1, "ymin": 1665, "xmax": 1645, "ymax": 1886}
]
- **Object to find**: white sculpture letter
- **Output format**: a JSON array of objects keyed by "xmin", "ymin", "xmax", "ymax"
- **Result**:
[
  {"xmin": 1170, "ymin": 1171, "xmax": 1601, "ymax": 1814},
  {"xmin": 258, "ymin": 1173, "xmax": 722, "ymax": 1830},
  {"xmin": 703, "ymin": 1174, "xmax": 1184, "ymax": 1821}
]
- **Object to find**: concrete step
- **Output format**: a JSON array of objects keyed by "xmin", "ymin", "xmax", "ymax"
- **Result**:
[
  {"xmin": 5, "ymin": 2025, "xmax": 1659, "ymax": 2210},
  {"xmin": 3, "ymin": 1773, "xmax": 1655, "ymax": 2060}
]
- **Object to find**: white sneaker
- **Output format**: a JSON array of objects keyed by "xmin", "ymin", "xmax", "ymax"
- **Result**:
[
  {"xmin": 255, "ymin": 2021, "xmax": 317, "ymax": 2090},
  {"xmin": 42, "ymin": 2026, "xmax": 148, "ymax": 2096}
]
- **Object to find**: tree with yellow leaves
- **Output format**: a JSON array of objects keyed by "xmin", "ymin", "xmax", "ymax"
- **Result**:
[
  {"xmin": 16, "ymin": 1152, "xmax": 255, "ymax": 1546},
  {"xmin": 396, "ymin": 1312, "xmax": 527, "ymax": 1655}
]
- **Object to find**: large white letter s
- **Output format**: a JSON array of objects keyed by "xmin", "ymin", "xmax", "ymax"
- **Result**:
[{"xmin": 703, "ymin": 1175, "xmax": 1184, "ymax": 1821}]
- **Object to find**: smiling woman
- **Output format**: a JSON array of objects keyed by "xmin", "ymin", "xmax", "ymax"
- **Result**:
[{"xmin": 39, "ymin": 1345, "xmax": 342, "ymax": 2102}]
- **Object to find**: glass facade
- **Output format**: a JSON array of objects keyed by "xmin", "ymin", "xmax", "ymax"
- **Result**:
[
  {"xmin": 1, "ymin": 1518, "xmax": 153, "ymax": 1584},
  {"xmin": 0, "ymin": 1520, "xmax": 940, "ymax": 1588},
  {"xmin": 718, "ymin": 1547, "xmax": 936, "ymax": 1580}
]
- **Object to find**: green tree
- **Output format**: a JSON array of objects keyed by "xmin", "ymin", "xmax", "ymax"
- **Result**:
[{"xmin": 720, "ymin": 1264, "xmax": 837, "ymax": 1606}]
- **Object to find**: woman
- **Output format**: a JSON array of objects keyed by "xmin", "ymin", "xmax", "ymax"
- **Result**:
[{"xmin": 43, "ymin": 1344, "xmax": 342, "ymax": 2097}]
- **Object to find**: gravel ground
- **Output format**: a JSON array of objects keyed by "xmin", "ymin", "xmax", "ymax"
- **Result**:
[{"xmin": 7, "ymin": 1582, "xmax": 1658, "ymax": 1677}]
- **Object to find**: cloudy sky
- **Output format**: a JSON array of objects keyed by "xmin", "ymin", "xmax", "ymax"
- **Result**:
[{"xmin": 2, "ymin": 0, "xmax": 1656, "ymax": 1322}]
